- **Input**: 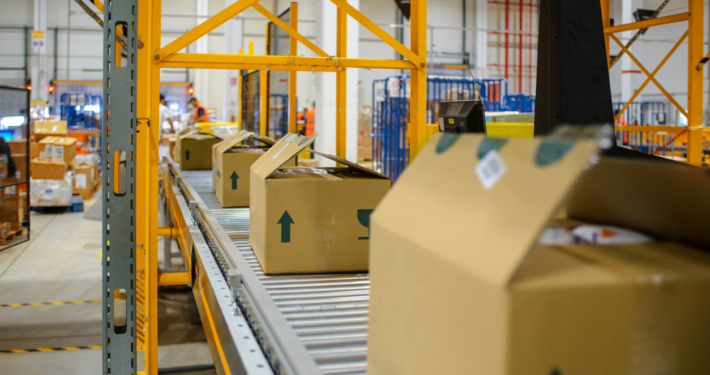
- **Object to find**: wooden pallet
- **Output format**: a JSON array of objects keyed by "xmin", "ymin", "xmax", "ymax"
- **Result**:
[{"xmin": 0, "ymin": 228, "xmax": 25, "ymax": 246}]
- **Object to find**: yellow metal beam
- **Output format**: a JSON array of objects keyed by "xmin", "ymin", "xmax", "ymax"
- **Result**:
[
  {"xmin": 52, "ymin": 80, "xmax": 190, "ymax": 86},
  {"xmin": 614, "ymin": 31, "xmax": 687, "ymax": 123},
  {"xmin": 604, "ymin": 12, "xmax": 688, "ymax": 34},
  {"xmin": 253, "ymin": 3, "xmax": 328, "ymax": 58},
  {"xmin": 336, "ymin": 5, "xmax": 347, "ymax": 159},
  {"xmin": 610, "ymin": 34, "xmax": 688, "ymax": 119},
  {"xmin": 157, "ymin": 227, "xmax": 174, "ymax": 238},
  {"xmin": 92, "ymin": 0, "xmax": 103, "ymax": 13},
  {"xmin": 155, "ymin": 0, "xmax": 261, "ymax": 61},
  {"xmin": 330, "ymin": 0, "xmax": 424, "ymax": 68},
  {"xmin": 409, "ymin": 0, "xmax": 428, "ymax": 160},
  {"xmin": 260, "ymin": 22, "xmax": 269, "ymax": 138},
  {"xmin": 288, "ymin": 2, "xmax": 298, "ymax": 134},
  {"xmin": 136, "ymin": 0, "xmax": 161, "ymax": 371},
  {"xmin": 160, "ymin": 53, "xmax": 416, "ymax": 70},
  {"xmin": 687, "ymin": 0, "xmax": 704, "ymax": 166},
  {"xmin": 615, "ymin": 125, "xmax": 686, "ymax": 133},
  {"xmin": 600, "ymin": 0, "xmax": 611, "ymax": 69},
  {"xmin": 238, "ymin": 48, "xmax": 244, "ymax": 128},
  {"xmin": 160, "ymin": 61, "xmax": 339, "ymax": 72},
  {"xmin": 158, "ymin": 272, "xmax": 190, "ymax": 286}
]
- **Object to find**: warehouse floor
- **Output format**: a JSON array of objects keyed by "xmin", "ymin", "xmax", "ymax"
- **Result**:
[{"xmin": 0, "ymin": 191, "xmax": 216, "ymax": 374}]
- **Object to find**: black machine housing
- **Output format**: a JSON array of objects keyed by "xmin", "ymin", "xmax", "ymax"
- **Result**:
[{"xmin": 438, "ymin": 100, "xmax": 487, "ymax": 134}]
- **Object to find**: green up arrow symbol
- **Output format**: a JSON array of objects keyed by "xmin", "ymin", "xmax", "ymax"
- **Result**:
[
  {"xmin": 230, "ymin": 171, "xmax": 239, "ymax": 189},
  {"xmin": 278, "ymin": 211, "xmax": 294, "ymax": 243}
]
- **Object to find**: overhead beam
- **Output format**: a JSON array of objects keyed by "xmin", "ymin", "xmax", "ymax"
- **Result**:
[
  {"xmin": 604, "ymin": 12, "xmax": 688, "ymax": 34},
  {"xmin": 155, "ymin": 0, "xmax": 261, "ymax": 61},
  {"xmin": 252, "ymin": 3, "xmax": 329, "ymax": 57},
  {"xmin": 330, "ymin": 0, "xmax": 424, "ymax": 67},
  {"xmin": 160, "ymin": 53, "xmax": 417, "ymax": 70}
]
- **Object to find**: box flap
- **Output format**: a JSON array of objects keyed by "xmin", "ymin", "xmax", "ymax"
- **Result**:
[
  {"xmin": 309, "ymin": 150, "xmax": 390, "ymax": 179},
  {"xmin": 39, "ymin": 136, "xmax": 60, "ymax": 144},
  {"xmin": 215, "ymin": 131, "xmax": 275, "ymax": 154},
  {"xmin": 566, "ymin": 156, "xmax": 710, "ymax": 249},
  {"xmin": 252, "ymin": 133, "xmax": 316, "ymax": 179},
  {"xmin": 371, "ymin": 128, "xmax": 606, "ymax": 287}
]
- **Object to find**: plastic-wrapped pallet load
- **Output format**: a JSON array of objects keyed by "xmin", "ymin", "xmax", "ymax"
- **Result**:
[
  {"xmin": 368, "ymin": 130, "xmax": 710, "ymax": 375},
  {"xmin": 30, "ymin": 175, "xmax": 73, "ymax": 207}
]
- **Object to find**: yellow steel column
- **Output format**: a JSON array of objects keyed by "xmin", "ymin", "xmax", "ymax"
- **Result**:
[
  {"xmin": 687, "ymin": 0, "xmax": 704, "ymax": 166},
  {"xmin": 336, "ymin": 5, "xmax": 347, "ymax": 158},
  {"xmin": 409, "ymin": 0, "xmax": 427, "ymax": 159},
  {"xmin": 238, "ymin": 48, "xmax": 244, "ymax": 130},
  {"xmin": 600, "ymin": 0, "xmax": 611, "ymax": 69},
  {"xmin": 137, "ymin": 0, "xmax": 161, "ymax": 372},
  {"xmin": 288, "ymin": 2, "xmax": 298, "ymax": 134},
  {"xmin": 260, "ymin": 24, "xmax": 269, "ymax": 137}
]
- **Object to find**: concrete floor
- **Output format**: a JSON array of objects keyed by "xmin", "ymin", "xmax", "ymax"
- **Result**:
[{"xmin": 0, "ymin": 192, "xmax": 216, "ymax": 374}]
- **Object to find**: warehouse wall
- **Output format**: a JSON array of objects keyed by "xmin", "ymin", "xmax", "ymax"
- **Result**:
[
  {"xmin": 608, "ymin": 0, "xmax": 710, "ymax": 123},
  {"xmin": 4, "ymin": 0, "xmax": 707, "ymax": 124}
]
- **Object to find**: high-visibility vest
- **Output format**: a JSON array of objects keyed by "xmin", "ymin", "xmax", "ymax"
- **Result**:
[
  {"xmin": 305, "ymin": 108, "xmax": 316, "ymax": 136},
  {"xmin": 194, "ymin": 103, "xmax": 210, "ymax": 123}
]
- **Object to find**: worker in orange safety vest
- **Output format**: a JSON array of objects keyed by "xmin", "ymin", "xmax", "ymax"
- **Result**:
[
  {"xmin": 190, "ymin": 97, "xmax": 210, "ymax": 123},
  {"xmin": 305, "ymin": 102, "xmax": 316, "ymax": 137}
]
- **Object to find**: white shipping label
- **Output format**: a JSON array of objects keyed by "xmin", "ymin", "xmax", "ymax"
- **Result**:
[
  {"xmin": 39, "ymin": 147, "xmax": 51, "ymax": 161},
  {"xmin": 475, "ymin": 150, "xmax": 507, "ymax": 190},
  {"xmin": 51, "ymin": 145, "xmax": 65, "ymax": 162},
  {"xmin": 76, "ymin": 174, "xmax": 87, "ymax": 189},
  {"xmin": 5, "ymin": 186, "xmax": 16, "ymax": 194}
]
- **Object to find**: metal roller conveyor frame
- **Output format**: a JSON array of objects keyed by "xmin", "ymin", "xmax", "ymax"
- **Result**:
[{"xmin": 162, "ymin": 157, "xmax": 323, "ymax": 375}]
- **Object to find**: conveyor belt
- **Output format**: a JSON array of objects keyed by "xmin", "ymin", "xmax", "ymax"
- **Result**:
[{"xmin": 181, "ymin": 170, "xmax": 370, "ymax": 375}]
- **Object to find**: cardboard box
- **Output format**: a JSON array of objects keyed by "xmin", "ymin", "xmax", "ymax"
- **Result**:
[
  {"xmin": 0, "ymin": 185, "xmax": 21, "ymax": 231},
  {"xmin": 368, "ymin": 132, "xmax": 710, "ymax": 375},
  {"xmin": 7, "ymin": 140, "xmax": 27, "ymax": 155},
  {"xmin": 30, "ymin": 142, "xmax": 39, "ymax": 160},
  {"xmin": 38, "ymin": 136, "xmax": 77, "ymax": 163},
  {"xmin": 357, "ymin": 146, "xmax": 372, "ymax": 161},
  {"xmin": 73, "ymin": 162, "xmax": 97, "ymax": 200},
  {"xmin": 176, "ymin": 130, "xmax": 221, "ymax": 170},
  {"xmin": 212, "ymin": 131, "xmax": 294, "ymax": 208},
  {"xmin": 30, "ymin": 159, "xmax": 67, "ymax": 180},
  {"xmin": 297, "ymin": 158, "xmax": 319, "ymax": 168},
  {"xmin": 34, "ymin": 120, "xmax": 68, "ymax": 135},
  {"xmin": 250, "ymin": 133, "xmax": 392, "ymax": 274},
  {"xmin": 9, "ymin": 154, "xmax": 27, "ymax": 182}
]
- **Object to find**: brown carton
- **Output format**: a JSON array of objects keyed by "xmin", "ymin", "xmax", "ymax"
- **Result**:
[
  {"xmin": 30, "ymin": 159, "xmax": 67, "ymax": 180},
  {"xmin": 7, "ymin": 140, "xmax": 27, "ymax": 155},
  {"xmin": 73, "ymin": 162, "xmax": 97, "ymax": 200},
  {"xmin": 38, "ymin": 136, "xmax": 77, "ymax": 163},
  {"xmin": 9, "ymin": 154, "xmax": 27, "ymax": 182},
  {"xmin": 176, "ymin": 130, "xmax": 221, "ymax": 170},
  {"xmin": 250, "ymin": 133, "xmax": 392, "ymax": 274},
  {"xmin": 34, "ymin": 120, "xmax": 67, "ymax": 136},
  {"xmin": 368, "ymin": 131, "xmax": 710, "ymax": 375},
  {"xmin": 0, "ymin": 185, "xmax": 22, "ymax": 231},
  {"xmin": 30, "ymin": 142, "xmax": 39, "ymax": 160},
  {"xmin": 212, "ymin": 131, "xmax": 295, "ymax": 208}
]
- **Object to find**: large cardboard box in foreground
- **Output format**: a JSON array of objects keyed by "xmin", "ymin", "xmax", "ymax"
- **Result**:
[
  {"xmin": 368, "ymin": 132, "xmax": 710, "ymax": 375},
  {"xmin": 250, "ymin": 133, "xmax": 391, "ymax": 274},
  {"xmin": 176, "ymin": 130, "xmax": 221, "ymax": 170},
  {"xmin": 212, "ymin": 131, "xmax": 295, "ymax": 208}
]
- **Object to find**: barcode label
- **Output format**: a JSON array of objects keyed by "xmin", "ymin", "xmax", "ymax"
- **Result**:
[{"xmin": 475, "ymin": 150, "xmax": 507, "ymax": 190}]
